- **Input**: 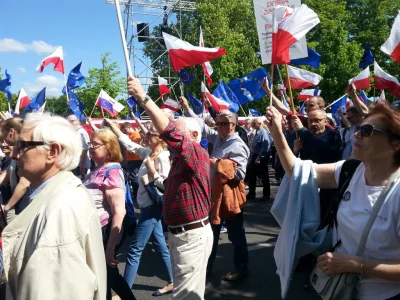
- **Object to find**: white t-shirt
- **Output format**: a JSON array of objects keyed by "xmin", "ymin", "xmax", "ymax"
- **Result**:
[
  {"xmin": 334, "ymin": 161, "xmax": 400, "ymax": 300},
  {"xmin": 77, "ymin": 126, "xmax": 90, "ymax": 169}
]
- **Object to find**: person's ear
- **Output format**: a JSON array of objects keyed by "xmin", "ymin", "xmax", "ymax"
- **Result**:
[
  {"xmin": 192, "ymin": 131, "xmax": 198, "ymax": 140},
  {"xmin": 47, "ymin": 142, "xmax": 62, "ymax": 164}
]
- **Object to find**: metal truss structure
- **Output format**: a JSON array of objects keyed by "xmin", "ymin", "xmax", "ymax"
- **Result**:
[{"xmin": 105, "ymin": 0, "xmax": 196, "ymax": 101}]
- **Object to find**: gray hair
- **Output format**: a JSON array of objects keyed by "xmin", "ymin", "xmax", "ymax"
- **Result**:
[
  {"xmin": 22, "ymin": 113, "xmax": 82, "ymax": 171},
  {"xmin": 180, "ymin": 117, "xmax": 202, "ymax": 143},
  {"xmin": 309, "ymin": 109, "xmax": 327, "ymax": 118}
]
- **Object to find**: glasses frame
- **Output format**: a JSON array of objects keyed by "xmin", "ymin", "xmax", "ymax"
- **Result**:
[
  {"xmin": 88, "ymin": 142, "xmax": 106, "ymax": 149},
  {"xmin": 215, "ymin": 122, "xmax": 232, "ymax": 127},
  {"xmin": 15, "ymin": 140, "xmax": 46, "ymax": 152},
  {"xmin": 356, "ymin": 124, "xmax": 398, "ymax": 139}
]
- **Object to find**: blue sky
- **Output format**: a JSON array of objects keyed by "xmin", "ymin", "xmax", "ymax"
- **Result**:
[{"xmin": 0, "ymin": 0, "xmax": 162, "ymax": 98}]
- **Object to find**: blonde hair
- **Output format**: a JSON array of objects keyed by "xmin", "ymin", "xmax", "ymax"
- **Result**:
[{"xmin": 92, "ymin": 129, "xmax": 123, "ymax": 162}]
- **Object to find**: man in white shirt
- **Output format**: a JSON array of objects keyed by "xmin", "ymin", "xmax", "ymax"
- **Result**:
[{"xmin": 67, "ymin": 115, "xmax": 90, "ymax": 177}]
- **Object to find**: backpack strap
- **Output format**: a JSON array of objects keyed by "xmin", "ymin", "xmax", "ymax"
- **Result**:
[{"xmin": 103, "ymin": 165, "xmax": 122, "ymax": 181}]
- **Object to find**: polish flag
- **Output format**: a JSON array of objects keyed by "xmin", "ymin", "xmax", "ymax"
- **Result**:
[
  {"xmin": 348, "ymin": 66, "xmax": 370, "ymax": 90},
  {"xmin": 161, "ymin": 98, "xmax": 180, "ymax": 112},
  {"xmin": 297, "ymin": 88, "xmax": 321, "ymax": 101},
  {"xmin": 158, "ymin": 76, "xmax": 171, "ymax": 98},
  {"xmin": 95, "ymin": 89, "xmax": 125, "ymax": 117},
  {"xmin": 286, "ymin": 65, "xmax": 322, "ymax": 90},
  {"xmin": 201, "ymin": 82, "xmax": 229, "ymax": 113},
  {"xmin": 374, "ymin": 61, "xmax": 400, "ymax": 97},
  {"xmin": 346, "ymin": 99, "xmax": 353, "ymax": 110},
  {"xmin": 199, "ymin": 27, "xmax": 213, "ymax": 87},
  {"xmin": 162, "ymin": 32, "xmax": 227, "ymax": 72},
  {"xmin": 271, "ymin": 5, "xmax": 320, "ymax": 65},
  {"xmin": 15, "ymin": 88, "xmax": 31, "ymax": 115},
  {"xmin": 35, "ymin": 46, "xmax": 65, "ymax": 74},
  {"xmin": 381, "ymin": 13, "xmax": 400, "ymax": 64}
]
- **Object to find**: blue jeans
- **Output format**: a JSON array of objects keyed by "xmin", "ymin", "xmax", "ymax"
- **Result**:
[
  {"xmin": 124, "ymin": 204, "xmax": 173, "ymax": 287},
  {"xmin": 207, "ymin": 211, "xmax": 248, "ymax": 272}
]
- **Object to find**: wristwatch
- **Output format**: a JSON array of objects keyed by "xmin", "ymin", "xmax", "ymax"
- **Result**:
[{"xmin": 141, "ymin": 95, "xmax": 151, "ymax": 106}]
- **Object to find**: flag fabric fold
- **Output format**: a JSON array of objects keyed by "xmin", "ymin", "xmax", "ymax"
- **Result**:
[
  {"xmin": 348, "ymin": 66, "xmax": 370, "ymax": 90},
  {"xmin": 161, "ymin": 98, "xmax": 180, "ymax": 112},
  {"xmin": 200, "ymin": 27, "xmax": 214, "ymax": 87},
  {"xmin": 202, "ymin": 82, "xmax": 229, "ymax": 113},
  {"xmin": 249, "ymin": 108, "xmax": 261, "ymax": 116},
  {"xmin": 36, "ymin": 46, "xmax": 65, "ymax": 74},
  {"xmin": 162, "ymin": 32, "xmax": 227, "ymax": 71},
  {"xmin": 290, "ymin": 47, "xmax": 321, "ymax": 69},
  {"xmin": 213, "ymin": 81, "xmax": 239, "ymax": 113},
  {"xmin": 297, "ymin": 88, "xmax": 321, "ymax": 101},
  {"xmin": 374, "ymin": 61, "xmax": 400, "ymax": 97},
  {"xmin": 158, "ymin": 76, "xmax": 171, "ymax": 98},
  {"xmin": 358, "ymin": 91, "xmax": 368, "ymax": 103},
  {"xmin": 62, "ymin": 62, "xmax": 85, "ymax": 94},
  {"xmin": 126, "ymin": 96, "xmax": 137, "ymax": 109},
  {"xmin": 286, "ymin": 65, "xmax": 322, "ymax": 90},
  {"xmin": 359, "ymin": 44, "xmax": 374, "ymax": 69},
  {"xmin": 24, "ymin": 88, "xmax": 46, "ymax": 114},
  {"xmin": 271, "ymin": 5, "xmax": 320, "ymax": 65},
  {"xmin": 229, "ymin": 68, "xmax": 269, "ymax": 105},
  {"xmin": 329, "ymin": 95, "xmax": 347, "ymax": 125},
  {"xmin": 179, "ymin": 69, "xmax": 195, "ymax": 85},
  {"xmin": 96, "ymin": 90, "xmax": 125, "ymax": 117},
  {"xmin": 15, "ymin": 88, "xmax": 31, "ymax": 115},
  {"xmin": 381, "ymin": 13, "xmax": 400, "ymax": 64},
  {"xmin": 0, "ymin": 70, "xmax": 12, "ymax": 101},
  {"xmin": 186, "ymin": 91, "xmax": 204, "ymax": 115}
]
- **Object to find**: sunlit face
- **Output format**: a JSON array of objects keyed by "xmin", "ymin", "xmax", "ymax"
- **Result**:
[
  {"xmin": 1, "ymin": 128, "xmax": 17, "ymax": 147},
  {"xmin": 307, "ymin": 111, "xmax": 327, "ymax": 136},
  {"xmin": 144, "ymin": 132, "xmax": 161, "ymax": 149},
  {"xmin": 305, "ymin": 97, "xmax": 322, "ymax": 114},
  {"xmin": 89, "ymin": 136, "xmax": 109, "ymax": 165},
  {"xmin": 346, "ymin": 111, "xmax": 362, "ymax": 126},
  {"xmin": 122, "ymin": 127, "xmax": 134, "ymax": 135},
  {"xmin": 0, "ymin": 139, "xmax": 12, "ymax": 157},
  {"xmin": 215, "ymin": 116, "xmax": 235, "ymax": 139}
]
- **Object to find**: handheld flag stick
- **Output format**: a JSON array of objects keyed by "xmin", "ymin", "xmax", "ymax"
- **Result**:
[
  {"xmin": 284, "ymin": 64, "xmax": 296, "ymax": 114},
  {"xmin": 7, "ymin": 102, "xmax": 11, "ymax": 114},
  {"xmin": 89, "ymin": 100, "xmax": 98, "ymax": 118},
  {"xmin": 114, "ymin": 0, "xmax": 133, "ymax": 78},
  {"xmin": 63, "ymin": 73, "xmax": 70, "ymax": 103},
  {"xmin": 269, "ymin": 64, "xmax": 275, "ymax": 108}
]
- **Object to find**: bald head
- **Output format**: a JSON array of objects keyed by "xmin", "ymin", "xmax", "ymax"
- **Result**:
[
  {"xmin": 305, "ymin": 96, "xmax": 325, "ymax": 114},
  {"xmin": 307, "ymin": 109, "xmax": 327, "ymax": 136}
]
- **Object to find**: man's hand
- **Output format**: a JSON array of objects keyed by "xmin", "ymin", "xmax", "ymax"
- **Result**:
[
  {"xmin": 178, "ymin": 96, "xmax": 190, "ymax": 112},
  {"xmin": 127, "ymin": 77, "xmax": 146, "ymax": 102},
  {"xmin": 347, "ymin": 83, "xmax": 357, "ymax": 97},
  {"xmin": 262, "ymin": 76, "xmax": 271, "ymax": 94},
  {"xmin": 291, "ymin": 116, "xmax": 303, "ymax": 131}
]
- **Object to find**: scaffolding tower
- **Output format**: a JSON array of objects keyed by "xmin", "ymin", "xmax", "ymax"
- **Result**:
[{"xmin": 105, "ymin": 0, "xmax": 196, "ymax": 100}]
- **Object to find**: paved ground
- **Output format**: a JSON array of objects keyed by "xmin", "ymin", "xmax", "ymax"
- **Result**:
[{"xmin": 116, "ymin": 176, "xmax": 321, "ymax": 300}]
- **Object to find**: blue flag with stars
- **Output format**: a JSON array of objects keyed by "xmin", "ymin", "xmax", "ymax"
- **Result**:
[
  {"xmin": 359, "ymin": 44, "xmax": 374, "ymax": 69},
  {"xmin": 100, "ymin": 97, "xmax": 114, "ymax": 113},
  {"xmin": 186, "ymin": 91, "xmax": 203, "ymax": 115},
  {"xmin": 68, "ymin": 91, "xmax": 86, "ymax": 122},
  {"xmin": 229, "ymin": 68, "xmax": 269, "ymax": 105},
  {"xmin": 213, "ymin": 81, "xmax": 239, "ymax": 113},
  {"xmin": 179, "ymin": 69, "xmax": 195, "ymax": 85},
  {"xmin": 249, "ymin": 108, "xmax": 260, "ymax": 116},
  {"xmin": 62, "ymin": 62, "xmax": 85, "ymax": 94},
  {"xmin": 126, "ymin": 96, "xmax": 137, "ymax": 109},
  {"xmin": 23, "ymin": 87, "xmax": 46, "ymax": 115},
  {"xmin": 330, "ymin": 95, "xmax": 348, "ymax": 125},
  {"xmin": 134, "ymin": 109, "xmax": 141, "ymax": 119},
  {"xmin": 0, "ymin": 70, "xmax": 12, "ymax": 102},
  {"xmin": 291, "ymin": 47, "xmax": 321, "ymax": 69}
]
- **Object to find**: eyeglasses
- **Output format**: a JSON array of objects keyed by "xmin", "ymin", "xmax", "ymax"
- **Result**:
[
  {"xmin": 68, "ymin": 119, "xmax": 78, "ymax": 123},
  {"xmin": 308, "ymin": 118, "xmax": 325, "ymax": 124},
  {"xmin": 89, "ymin": 142, "xmax": 106, "ymax": 149},
  {"xmin": 15, "ymin": 140, "xmax": 46, "ymax": 152},
  {"xmin": 355, "ymin": 124, "xmax": 398, "ymax": 139},
  {"xmin": 215, "ymin": 122, "xmax": 231, "ymax": 127}
]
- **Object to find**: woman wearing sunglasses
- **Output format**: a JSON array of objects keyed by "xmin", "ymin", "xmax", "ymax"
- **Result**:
[
  {"xmin": 104, "ymin": 119, "xmax": 173, "ymax": 297},
  {"xmin": 265, "ymin": 103, "xmax": 400, "ymax": 300}
]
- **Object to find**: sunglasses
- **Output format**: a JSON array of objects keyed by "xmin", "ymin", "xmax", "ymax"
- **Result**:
[
  {"xmin": 355, "ymin": 124, "xmax": 398, "ymax": 139},
  {"xmin": 15, "ymin": 140, "xmax": 46, "ymax": 152}
]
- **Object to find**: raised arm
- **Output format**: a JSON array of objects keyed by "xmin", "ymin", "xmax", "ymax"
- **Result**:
[
  {"xmin": 127, "ymin": 77, "xmax": 169, "ymax": 134},
  {"xmin": 131, "ymin": 111, "xmax": 148, "ymax": 134},
  {"xmin": 347, "ymin": 83, "xmax": 369, "ymax": 117},
  {"xmin": 262, "ymin": 77, "xmax": 290, "ymax": 116},
  {"xmin": 87, "ymin": 117, "xmax": 99, "ymax": 133}
]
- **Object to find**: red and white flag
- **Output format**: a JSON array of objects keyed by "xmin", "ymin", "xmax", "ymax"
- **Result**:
[
  {"xmin": 161, "ymin": 98, "xmax": 180, "ymax": 112},
  {"xmin": 374, "ymin": 61, "xmax": 400, "ymax": 97},
  {"xmin": 201, "ymin": 82, "xmax": 229, "ymax": 113},
  {"xmin": 199, "ymin": 27, "xmax": 213, "ymax": 87},
  {"xmin": 15, "ymin": 88, "xmax": 31, "ymax": 115},
  {"xmin": 271, "ymin": 5, "xmax": 320, "ymax": 65},
  {"xmin": 35, "ymin": 46, "xmax": 65, "ymax": 74},
  {"xmin": 286, "ymin": 65, "xmax": 322, "ymax": 90},
  {"xmin": 381, "ymin": 13, "xmax": 400, "ymax": 64},
  {"xmin": 298, "ymin": 88, "xmax": 321, "ymax": 101},
  {"xmin": 162, "ymin": 32, "xmax": 227, "ymax": 72},
  {"xmin": 348, "ymin": 66, "xmax": 370, "ymax": 90},
  {"xmin": 158, "ymin": 76, "xmax": 171, "ymax": 98}
]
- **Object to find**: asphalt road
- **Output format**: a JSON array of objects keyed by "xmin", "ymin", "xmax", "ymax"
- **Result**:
[{"xmin": 115, "ymin": 174, "xmax": 321, "ymax": 300}]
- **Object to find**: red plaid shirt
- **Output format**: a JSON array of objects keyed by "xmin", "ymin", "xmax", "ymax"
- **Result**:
[{"xmin": 160, "ymin": 120, "xmax": 211, "ymax": 226}]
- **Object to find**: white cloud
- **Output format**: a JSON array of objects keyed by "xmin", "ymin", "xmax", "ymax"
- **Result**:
[
  {"xmin": 17, "ymin": 67, "xmax": 27, "ymax": 73},
  {"xmin": 23, "ymin": 75, "xmax": 64, "ymax": 97},
  {"xmin": 0, "ymin": 38, "xmax": 58, "ymax": 54}
]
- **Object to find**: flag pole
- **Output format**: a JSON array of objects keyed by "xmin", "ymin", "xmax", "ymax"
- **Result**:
[
  {"xmin": 63, "ymin": 73, "xmax": 70, "ymax": 103},
  {"xmin": 114, "ymin": 0, "xmax": 133, "ymax": 78},
  {"xmin": 284, "ymin": 64, "xmax": 296, "ymax": 114},
  {"xmin": 7, "ymin": 102, "xmax": 11, "ymax": 114},
  {"xmin": 269, "ymin": 64, "xmax": 275, "ymax": 108}
]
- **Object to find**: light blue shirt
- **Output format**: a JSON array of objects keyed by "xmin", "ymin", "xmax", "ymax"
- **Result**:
[{"xmin": 252, "ymin": 127, "xmax": 272, "ymax": 156}]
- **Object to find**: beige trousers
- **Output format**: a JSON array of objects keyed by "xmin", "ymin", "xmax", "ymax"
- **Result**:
[{"xmin": 168, "ymin": 223, "xmax": 213, "ymax": 300}]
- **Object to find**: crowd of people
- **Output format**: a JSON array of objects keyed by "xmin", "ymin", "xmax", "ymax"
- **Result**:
[{"xmin": 0, "ymin": 75, "xmax": 399, "ymax": 300}]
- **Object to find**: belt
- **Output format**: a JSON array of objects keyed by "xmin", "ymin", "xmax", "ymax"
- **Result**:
[{"xmin": 168, "ymin": 219, "xmax": 209, "ymax": 234}]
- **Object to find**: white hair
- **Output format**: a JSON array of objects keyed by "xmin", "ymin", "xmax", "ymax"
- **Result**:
[
  {"xmin": 179, "ymin": 117, "xmax": 202, "ymax": 143},
  {"xmin": 22, "ymin": 113, "xmax": 82, "ymax": 171}
]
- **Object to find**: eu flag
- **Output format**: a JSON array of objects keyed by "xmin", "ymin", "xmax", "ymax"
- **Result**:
[
  {"xmin": 68, "ymin": 91, "xmax": 86, "ymax": 122},
  {"xmin": 179, "ymin": 69, "xmax": 195, "ymax": 85},
  {"xmin": 126, "ymin": 96, "xmax": 137, "ymax": 109},
  {"xmin": 100, "ymin": 98, "xmax": 114, "ymax": 113},
  {"xmin": 0, "ymin": 70, "xmax": 12, "ymax": 102},
  {"xmin": 213, "ymin": 81, "xmax": 239, "ymax": 113},
  {"xmin": 229, "ymin": 68, "xmax": 269, "ymax": 105},
  {"xmin": 62, "ymin": 62, "xmax": 85, "ymax": 94},
  {"xmin": 249, "ymin": 108, "xmax": 260, "ymax": 116},
  {"xmin": 330, "ymin": 95, "xmax": 347, "ymax": 125},
  {"xmin": 24, "ymin": 87, "xmax": 46, "ymax": 114},
  {"xmin": 290, "ymin": 47, "xmax": 321, "ymax": 69},
  {"xmin": 134, "ymin": 109, "xmax": 141, "ymax": 119},
  {"xmin": 359, "ymin": 44, "xmax": 374, "ymax": 69},
  {"xmin": 358, "ymin": 90, "xmax": 368, "ymax": 103},
  {"xmin": 186, "ymin": 91, "xmax": 204, "ymax": 115}
]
